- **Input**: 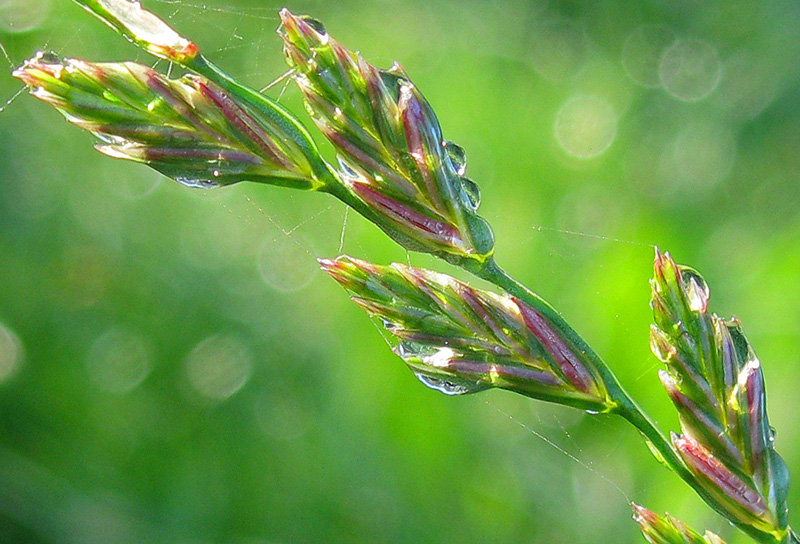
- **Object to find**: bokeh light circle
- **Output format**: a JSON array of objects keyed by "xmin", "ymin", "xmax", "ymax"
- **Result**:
[
  {"xmin": 716, "ymin": 51, "xmax": 778, "ymax": 120},
  {"xmin": 670, "ymin": 122, "xmax": 737, "ymax": 191},
  {"xmin": 0, "ymin": 322, "xmax": 23, "ymax": 383},
  {"xmin": 528, "ymin": 20, "xmax": 589, "ymax": 81},
  {"xmin": 258, "ymin": 233, "xmax": 316, "ymax": 292},
  {"xmin": 554, "ymin": 96, "xmax": 617, "ymax": 159},
  {"xmin": 253, "ymin": 388, "xmax": 313, "ymax": 442},
  {"xmin": 86, "ymin": 328, "xmax": 152, "ymax": 394},
  {"xmin": 185, "ymin": 334, "xmax": 252, "ymax": 401},
  {"xmin": 660, "ymin": 39, "xmax": 722, "ymax": 101},
  {"xmin": 0, "ymin": 0, "xmax": 52, "ymax": 32},
  {"xmin": 621, "ymin": 25, "xmax": 676, "ymax": 88}
]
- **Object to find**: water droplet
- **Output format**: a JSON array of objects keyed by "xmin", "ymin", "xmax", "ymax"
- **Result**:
[
  {"xmin": 585, "ymin": 409, "xmax": 600, "ymax": 415},
  {"xmin": 414, "ymin": 373, "xmax": 481, "ymax": 396},
  {"xmin": 649, "ymin": 326, "xmax": 674, "ymax": 363},
  {"xmin": 94, "ymin": 132, "xmax": 128, "ymax": 147},
  {"xmin": 300, "ymin": 16, "xmax": 327, "ymax": 37},
  {"xmin": 443, "ymin": 140, "xmax": 467, "ymax": 176},
  {"xmin": 680, "ymin": 266, "xmax": 709, "ymax": 312},
  {"xmin": 459, "ymin": 177, "xmax": 481, "ymax": 210},
  {"xmin": 421, "ymin": 347, "xmax": 457, "ymax": 368},
  {"xmin": 380, "ymin": 317, "xmax": 397, "ymax": 331},
  {"xmin": 175, "ymin": 176, "xmax": 221, "ymax": 189},
  {"xmin": 394, "ymin": 340, "xmax": 423, "ymax": 361},
  {"xmin": 337, "ymin": 156, "xmax": 360, "ymax": 181},
  {"xmin": 644, "ymin": 438, "xmax": 670, "ymax": 468},
  {"xmin": 379, "ymin": 70, "xmax": 406, "ymax": 101},
  {"xmin": 660, "ymin": 39, "xmax": 721, "ymax": 101},
  {"xmin": 35, "ymin": 50, "xmax": 60, "ymax": 64}
]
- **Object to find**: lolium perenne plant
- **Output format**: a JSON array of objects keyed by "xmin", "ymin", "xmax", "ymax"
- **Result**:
[{"xmin": 11, "ymin": 1, "xmax": 796, "ymax": 542}]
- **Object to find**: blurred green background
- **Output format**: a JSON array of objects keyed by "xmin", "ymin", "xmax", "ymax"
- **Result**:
[{"xmin": 1, "ymin": 0, "xmax": 800, "ymax": 542}]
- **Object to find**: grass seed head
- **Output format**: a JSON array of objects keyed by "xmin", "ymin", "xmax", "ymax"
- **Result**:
[{"xmin": 281, "ymin": 9, "xmax": 494, "ymax": 262}]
